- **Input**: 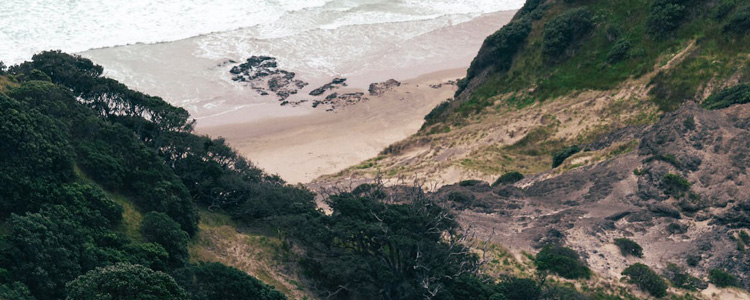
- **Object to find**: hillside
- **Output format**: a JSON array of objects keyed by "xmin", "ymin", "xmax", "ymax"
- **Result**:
[{"xmin": 314, "ymin": 0, "xmax": 750, "ymax": 298}]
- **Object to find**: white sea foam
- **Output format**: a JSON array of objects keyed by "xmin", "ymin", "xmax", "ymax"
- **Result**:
[{"xmin": 0, "ymin": 0, "xmax": 525, "ymax": 65}]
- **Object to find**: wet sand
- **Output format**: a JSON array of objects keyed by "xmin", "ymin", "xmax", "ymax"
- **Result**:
[{"xmin": 79, "ymin": 10, "xmax": 517, "ymax": 183}]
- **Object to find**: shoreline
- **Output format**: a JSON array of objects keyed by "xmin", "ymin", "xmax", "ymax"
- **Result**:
[
  {"xmin": 77, "ymin": 9, "xmax": 517, "ymax": 183},
  {"xmin": 197, "ymin": 68, "xmax": 464, "ymax": 184}
]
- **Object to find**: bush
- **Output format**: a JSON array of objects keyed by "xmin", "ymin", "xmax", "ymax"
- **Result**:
[
  {"xmin": 0, "ymin": 61, "xmax": 6, "ymax": 75},
  {"xmin": 493, "ymin": 171, "xmax": 524, "ymax": 186},
  {"xmin": 723, "ymin": 7, "xmax": 750, "ymax": 34},
  {"xmin": 141, "ymin": 212, "xmax": 190, "ymax": 268},
  {"xmin": 459, "ymin": 179, "xmax": 484, "ymax": 187},
  {"xmin": 172, "ymin": 263, "xmax": 286, "ymax": 300},
  {"xmin": 542, "ymin": 8, "xmax": 593, "ymax": 61},
  {"xmin": 552, "ymin": 145, "xmax": 581, "ymax": 168},
  {"xmin": 701, "ymin": 84, "xmax": 750, "ymax": 110},
  {"xmin": 495, "ymin": 277, "xmax": 541, "ymax": 300},
  {"xmin": 622, "ymin": 263, "xmax": 668, "ymax": 298},
  {"xmin": 647, "ymin": 0, "xmax": 687, "ymax": 35},
  {"xmin": 614, "ymin": 238, "xmax": 643, "ymax": 258},
  {"xmin": 662, "ymin": 173, "xmax": 691, "ymax": 198},
  {"xmin": 535, "ymin": 245, "xmax": 591, "ymax": 279},
  {"xmin": 664, "ymin": 263, "xmax": 707, "ymax": 291},
  {"xmin": 607, "ymin": 40, "xmax": 632, "ymax": 64},
  {"xmin": 708, "ymin": 269, "xmax": 738, "ymax": 287},
  {"xmin": 66, "ymin": 263, "xmax": 189, "ymax": 300}
]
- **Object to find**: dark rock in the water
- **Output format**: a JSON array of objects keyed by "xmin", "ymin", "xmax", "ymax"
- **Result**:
[
  {"xmin": 368, "ymin": 79, "xmax": 401, "ymax": 96},
  {"xmin": 309, "ymin": 78, "xmax": 347, "ymax": 96},
  {"xmin": 229, "ymin": 56, "xmax": 308, "ymax": 102}
]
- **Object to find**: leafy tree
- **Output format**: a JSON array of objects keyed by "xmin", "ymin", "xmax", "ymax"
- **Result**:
[
  {"xmin": 542, "ymin": 8, "xmax": 593, "ymax": 61},
  {"xmin": 65, "ymin": 263, "xmax": 189, "ymax": 300},
  {"xmin": 535, "ymin": 245, "xmax": 591, "ymax": 279},
  {"xmin": 614, "ymin": 238, "xmax": 643, "ymax": 258},
  {"xmin": 141, "ymin": 212, "xmax": 190, "ymax": 269},
  {"xmin": 172, "ymin": 263, "xmax": 286, "ymax": 300},
  {"xmin": 0, "ymin": 61, "xmax": 7, "ymax": 75},
  {"xmin": 622, "ymin": 263, "xmax": 668, "ymax": 298},
  {"xmin": 0, "ymin": 282, "xmax": 35, "ymax": 300},
  {"xmin": 495, "ymin": 277, "xmax": 541, "ymax": 300},
  {"xmin": 708, "ymin": 268, "xmax": 738, "ymax": 287},
  {"xmin": 607, "ymin": 39, "xmax": 631, "ymax": 64},
  {"xmin": 661, "ymin": 173, "xmax": 691, "ymax": 198},
  {"xmin": 723, "ymin": 6, "xmax": 750, "ymax": 34}
]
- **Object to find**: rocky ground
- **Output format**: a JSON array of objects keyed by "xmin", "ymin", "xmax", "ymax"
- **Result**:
[{"xmin": 429, "ymin": 102, "xmax": 750, "ymax": 292}]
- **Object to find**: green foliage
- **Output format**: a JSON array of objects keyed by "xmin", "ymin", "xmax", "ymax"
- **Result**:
[
  {"xmin": 535, "ymin": 245, "xmax": 591, "ymax": 279},
  {"xmin": 141, "ymin": 212, "xmax": 190, "ymax": 269},
  {"xmin": 492, "ymin": 171, "xmax": 524, "ymax": 186},
  {"xmin": 647, "ymin": 0, "xmax": 687, "ymax": 35},
  {"xmin": 552, "ymin": 145, "xmax": 581, "ymax": 168},
  {"xmin": 459, "ymin": 179, "xmax": 484, "ymax": 186},
  {"xmin": 172, "ymin": 263, "xmax": 286, "ymax": 300},
  {"xmin": 708, "ymin": 268, "xmax": 738, "ymax": 287},
  {"xmin": 643, "ymin": 154, "xmax": 682, "ymax": 169},
  {"xmin": 614, "ymin": 238, "xmax": 643, "ymax": 258},
  {"xmin": 0, "ymin": 282, "xmax": 35, "ymax": 300},
  {"xmin": 542, "ymin": 8, "xmax": 593, "ymax": 61},
  {"xmin": 622, "ymin": 263, "xmax": 668, "ymax": 298},
  {"xmin": 495, "ymin": 277, "xmax": 541, "ymax": 300},
  {"xmin": 662, "ymin": 173, "xmax": 691, "ymax": 198},
  {"xmin": 0, "ymin": 61, "xmax": 6, "ymax": 75},
  {"xmin": 65, "ymin": 263, "xmax": 189, "ymax": 300},
  {"xmin": 701, "ymin": 84, "xmax": 750, "ymax": 110},
  {"xmin": 607, "ymin": 39, "xmax": 632, "ymax": 64},
  {"xmin": 664, "ymin": 263, "xmax": 706, "ymax": 291},
  {"xmin": 723, "ymin": 6, "xmax": 750, "ymax": 34},
  {"xmin": 296, "ymin": 189, "xmax": 484, "ymax": 300}
]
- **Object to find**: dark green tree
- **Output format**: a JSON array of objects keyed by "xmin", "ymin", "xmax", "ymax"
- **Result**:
[
  {"xmin": 622, "ymin": 263, "xmax": 668, "ymax": 297},
  {"xmin": 172, "ymin": 263, "xmax": 286, "ymax": 300},
  {"xmin": 65, "ymin": 263, "xmax": 189, "ymax": 300},
  {"xmin": 141, "ymin": 212, "xmax": 190, "ymax": 269}
]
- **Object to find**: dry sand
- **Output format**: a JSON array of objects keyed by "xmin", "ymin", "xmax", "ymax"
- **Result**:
[{"xmin": 198, "ymin": 69, "xmax": 461, "ymax": 183}]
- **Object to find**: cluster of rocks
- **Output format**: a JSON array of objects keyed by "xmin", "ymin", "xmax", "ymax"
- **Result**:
[
  {"xmin": 230, "ymin": 56, "xmax": 308, "ymax": 101},
  {"xmin": 368, "ymin": 79, "xmax": 401, "ymax": 96},
  {"xmin": 429, "ymin": 79, "xmax": 458, "ymax": 89},
  {"xmin": 312, "ymin": 92, "xmax": 367, "ymax": 111},
  {"xmin": 309, "ymin": 78, "xmax": 347, "ymax": 96}
]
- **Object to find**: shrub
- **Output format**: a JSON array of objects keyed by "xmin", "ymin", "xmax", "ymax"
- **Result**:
[
  {"xmin": 708, "ymin": 269, "xmax": 738, "ymax": 287},
  {"xmin": 614, "ymin": 238, "xmax": 644, "ymax": 258},
  {"xmin": 459, "ymin": 179, "xmax": 484, "ymax": 187},
  {"xmin": 495, "ymin": 277, "xmax": 541, "ymax": 300},
  {"xmin": 607, "ymin": 40, "xmax": 632, "ymax": 64},
  {"xmin": 542, "ymin": 8, "xmax": 594, "ymax": 60},
  {"xmin": 701, "ymin": 84, "xmax": 750, "ymax": 110},
  {"xmin": 172, "ymin": 263, "xmax": 287, "ymax": 300},
  {"xmin": 0, "ymin": 61, "xmax": 6, "ymax": 75},
  {"xmin": 662, "ymin": 173, "xmax": 691, "ymax": 198},
  {"xmin": 447, "ymin": 191, "xmax": 474, "ymax": 204},
  {"xmin": 622, "ymin": 263, "xmax": 668, "ymax": 298},
  {"xmin": 552, "ymin": 145, "xmax": 581, "ymax": 168},
  {"xmin": 141, "ymin": 212, "xmax": 190, "ymax": 268},
  {"xmin": 647, "ymin": 0, "xmax": 687, "ymax": 35},
  {"xmin": 535, "ymin": 245, "xmax": 591, "ymax": 279},
  {"xmin": 493, "ymin": 171, "xmax": 524, "ymax": 186},
  {"xmin": 664, "ymin": 263, "xmax": 707, "ymax": 291},
  {"xmin": 723, "ymin": 7, "xmax": 750, "ymax": 34}
]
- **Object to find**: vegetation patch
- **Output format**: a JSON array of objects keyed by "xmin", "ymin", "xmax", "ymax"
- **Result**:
[
  {"xmin": 664, "ymin": 263, "xmax": 707, "ymax": 291},
  {"xmin": 708, "ymin": 268, "xmax": 739, "ymax": 287},
  {"xmin": 701, "ymin": 84, "xmax": 750, "ymax": 110},
  {"xmin": 622, "ymin": 263, "xmax": 669, "ymax": 298},
  {"xmin": 552, "ymin": 145, "xmax": 581, "ymax": 168},
  {"xmin": 615, "ymin": 238, "xmax": 644, "ymax": 258},
  {"xmin": 493, "ymin": 171, "xmax": 524, "ymax": 186},
  {"xmin": 535, "ymin": 245, "xmax": 591, "ymax": 279},
  {"xmin": 661, "ymin": 173, "xmax": 692, "ymax": 198}
]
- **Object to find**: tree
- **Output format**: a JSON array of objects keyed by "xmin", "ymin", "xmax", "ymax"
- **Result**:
[
  {"xmin": 140, "ymin": 212, "xmax": 190, "ymax": 269},
  {"xmin": 542, "ymin": 8, "xmax": 593, "ymax": 61},
  {"xmin": 708, "ymin": 269, "xmax": 738, "ymax": 288},
  {"xmin": 172, "ymin": 263, "xmax": 286, "ymax": 300},
  {"xmin": 0, "ymin": 282, "xmax": 35, "ymax": 300},
  {"xmin": 65, "ymin": 263, "xmax": 189, "ymax": 300}
]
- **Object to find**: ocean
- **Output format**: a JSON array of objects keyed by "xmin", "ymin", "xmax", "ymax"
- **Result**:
[{"xmin": 0, "ymin": 0, "xmax": 525, "ymax": 65}]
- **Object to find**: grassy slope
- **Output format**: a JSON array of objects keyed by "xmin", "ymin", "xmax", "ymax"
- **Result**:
[{"xmin": 322, "ymin": 0, "xmax": 750, "ymax": 185}]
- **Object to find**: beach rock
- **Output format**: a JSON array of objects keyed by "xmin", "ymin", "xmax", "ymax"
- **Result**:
[
  {"xmin": 309, "ymin": 78, "xmax": 347, "ymax": 96},
  {"xmin": 229, "ymin": 56, "xmax": 308, "ymax": 101},
  {"xmin": 368, "ymin": 79, "xmax": 401, "ymax": 96},
  {"xmin": 312, "ymin": 92, "xmax": 368, "ymax": 111}
]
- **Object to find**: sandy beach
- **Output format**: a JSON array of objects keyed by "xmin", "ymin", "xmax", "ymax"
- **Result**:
[{"xmin": 79, "ymin": 9, "xmax": 517, "ymax": 184}]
